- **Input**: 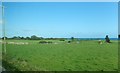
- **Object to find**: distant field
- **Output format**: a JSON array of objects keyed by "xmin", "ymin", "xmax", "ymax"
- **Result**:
[{"xmin": 2, "ymin": 40, "xmax": 118, "ymax": 71}]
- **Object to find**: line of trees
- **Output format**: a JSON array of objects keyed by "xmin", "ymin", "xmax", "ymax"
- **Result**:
[
  {"xmin": 1, "ymin": 35, "xmax": 66, "ymax": 40},
  {"xmin": 1, "ymin": 35, "xmax": 44, "ymax": 40},
  {"xmin": 0, "ymin": 34, "xmax": 120, "ymax": 40}
]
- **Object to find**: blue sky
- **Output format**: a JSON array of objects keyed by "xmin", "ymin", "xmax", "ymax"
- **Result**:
[
  {"xmin": 0, "ymin": 2, "xmax": 2, "ymax": 38},
  {"xmin": 3, "ymin": 2, "xmax": 118, "ymax": 38}
]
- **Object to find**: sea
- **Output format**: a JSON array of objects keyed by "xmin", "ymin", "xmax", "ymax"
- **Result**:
[{"xmin": 67, "ymin": 38, "xmax": 119, "ymax": 40}]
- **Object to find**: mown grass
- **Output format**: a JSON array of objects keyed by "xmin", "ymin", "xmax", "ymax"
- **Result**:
[{"xmin": 3, "ymin": 40, "xmax": 118, "ymax": 71}]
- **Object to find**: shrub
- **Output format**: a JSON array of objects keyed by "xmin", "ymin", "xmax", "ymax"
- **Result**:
[
  {"xmin": 47, "ymin": 41, "xmax": 52, "ymax": 43},
  {"xmin": 68, "ymin": 41, "xmax": 71, "ymax": 43},
  {"xmin": 59, "ymin": 39, "xmax": 65, "ymax": 41},
  {"xmin": 39, "ymin": 41, "xmax": 47, "ymax": 44}
]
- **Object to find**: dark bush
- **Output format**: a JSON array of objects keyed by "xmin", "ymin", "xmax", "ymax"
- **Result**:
[
  {"xmin": 59, "ymin": 39, "xmax": 65, "ymax": 41},
  {"xmin": 68, "ymin": 41, "xmax": 71, "ymax": 43},
  {"xmin": 47, "ymin": 41, "xmax": 52, "ymax": 43},
  {"xmin": 39, "ymin": 41, "xmax": 47, "ymax": 44}
]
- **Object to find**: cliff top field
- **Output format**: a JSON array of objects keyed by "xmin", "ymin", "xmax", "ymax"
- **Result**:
[
  {"xmin": 1, "ymin": 2, "xmax": 118, "ymax": 72},
  {"xmin": 2, "ymin": 39, "xmax": 118, "ymax": 71}
]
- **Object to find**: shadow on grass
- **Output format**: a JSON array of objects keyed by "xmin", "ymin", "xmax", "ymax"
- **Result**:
[
  {"xmin": 2, "ymin": 60, "xmax": 20, "ymax": 71},
  {"xmin": 1, "ymin": 60, "xmax": 119, "ymax": 73}
]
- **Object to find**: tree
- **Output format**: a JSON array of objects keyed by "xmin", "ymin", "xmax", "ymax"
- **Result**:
[
  {"xmin": 31, "ymin": 35, "xmax": 39, "ymax": 40},
  {"xmin": 26, "ymin": 37, "xmax": 30, "ymax": 40},
  {"xmin": 119, "ymin": 35, "xmax": 120, "ymax": 38},
  {"xmin": 12, "ymin": 36, "xmax": 21, "ymax": 40},
  {"xmin": 71, "ymin": 37, "xmax": 74, "ymax": 41},
  {"xmin": 20, "ymin": 37, "xmax": 24, "ymax": 39},
  {"xmin": 2, "ymin": 37, "xmax": 7, "ymax": 40},
  {"xmin": 12, "ymin": 36, "xmax": 17, "ymax": 39},
  {"xmin": 105, "ymin": 35, "xmax": 110, "ymax": 43},
  {"xmin": 39, "ymin": 37, "xmax": 44, "ymax": 40}
]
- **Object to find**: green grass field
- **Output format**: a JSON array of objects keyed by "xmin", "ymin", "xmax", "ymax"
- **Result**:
[{"xmin": 2, "ymin": 40, "xmax": 118, "ymax": 71}]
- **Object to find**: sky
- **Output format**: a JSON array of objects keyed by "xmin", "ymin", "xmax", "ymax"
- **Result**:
[
  {"xmin": 0, "ymin": 3, "xmax": 1, "ymax": 42},
  {"xmin": 2, "ymin": 2, "xmax": 118, "ymax": 38},
  {"xmin": 0, "ymin": 1, "xmax": 2, "ymax": 71},
  {"xmin": 2, "ymin": 0, "xmax": 120, "ymax": 2}
]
